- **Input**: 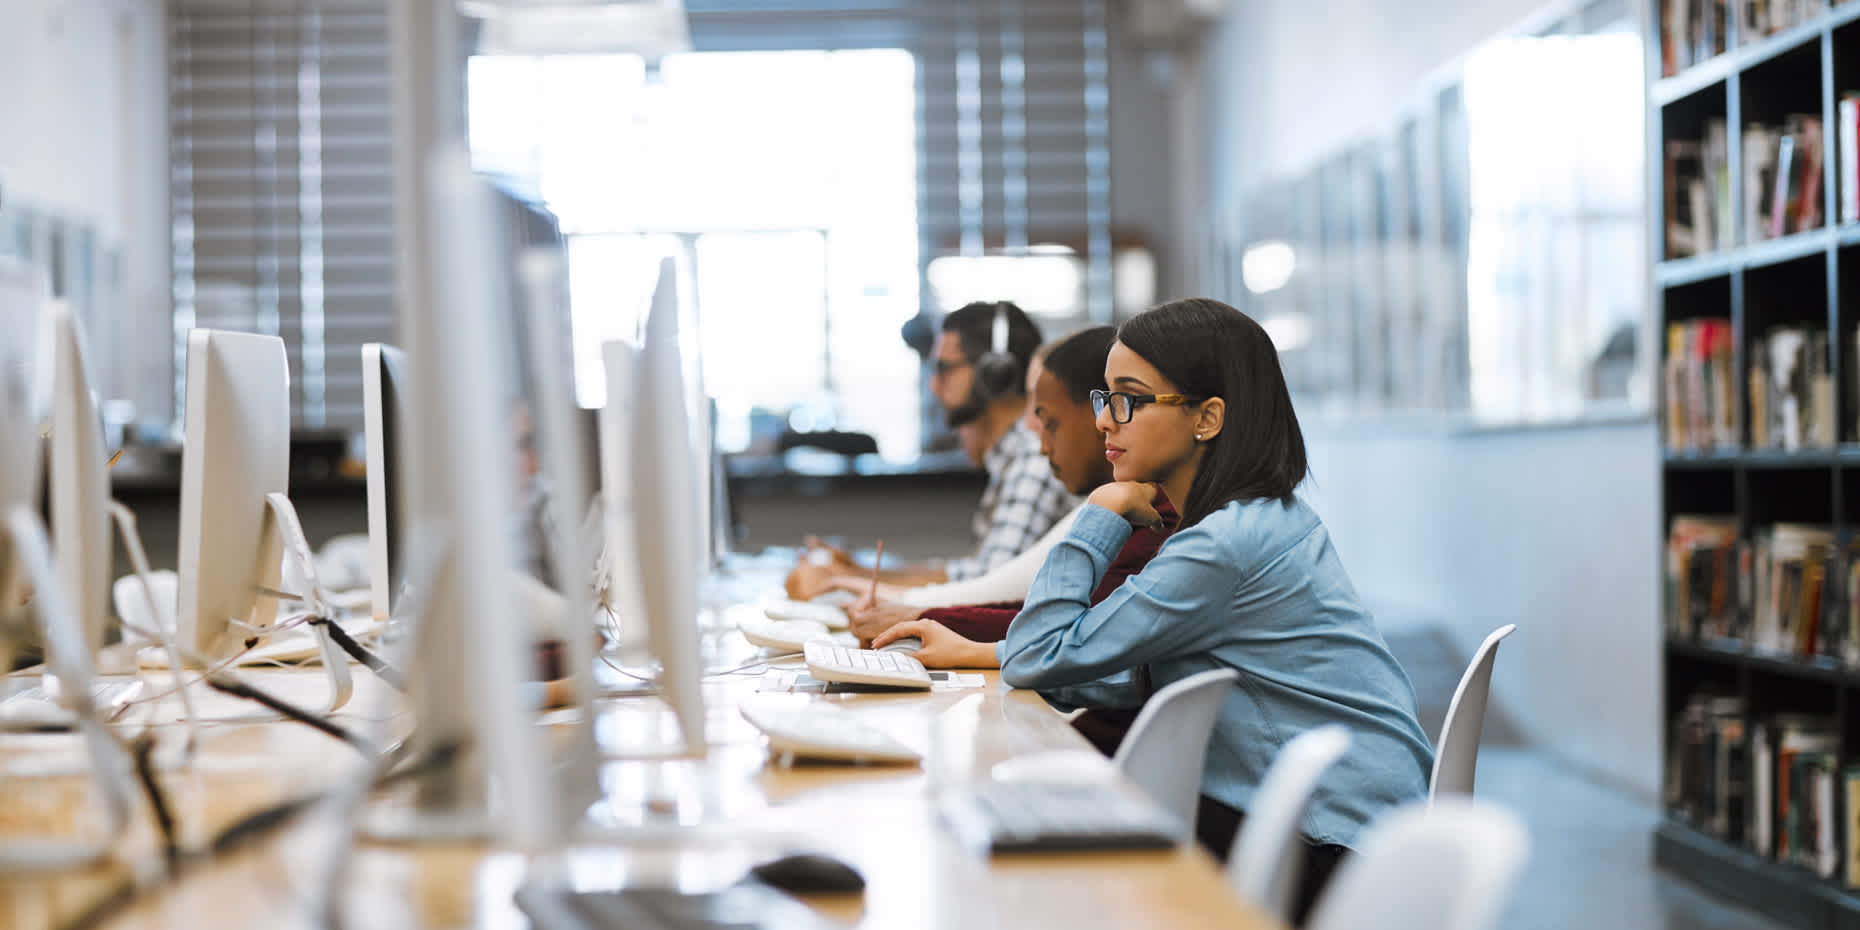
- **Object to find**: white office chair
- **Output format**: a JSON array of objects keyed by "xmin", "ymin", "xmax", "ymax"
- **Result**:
[
  {"xmin": 1430, "ymin": 624, "xmax": 1517, "ymax": 802},
  {"xmin": 1111, "ymin": 667, "xmax": 1239, "ymax": 834},
  {"xmin": 1304, "ymin": 798, "xmax": 1529, "ymax": 930},
  {"xmin": 1225, "ymin": 724, "xmax": 1353, "ymax": 924}
]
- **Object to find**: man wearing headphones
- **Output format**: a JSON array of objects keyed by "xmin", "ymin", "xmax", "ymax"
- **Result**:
[
  {"xmin": 926, "ymin": 301, "xmax": 1075, "ymax": 580},
  {"xmin": 786, "ymin": 300, "xmax": 1073, "ymax": 596}
]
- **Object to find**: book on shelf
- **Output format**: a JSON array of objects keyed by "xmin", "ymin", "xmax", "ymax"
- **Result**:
[
  {"xmin": 1662, "ymin": 0, "xmax": 1730, "ymax": 76},
  {"xmin": 1776, "ymin": 718, "xmax": 1840, "ymax": 877},
  {"xmin": 1846, "ymin": 766, "xmax": 1860, "ymax": 887},
  {"xmin": 1841, "ymin": 94, "xmax": 1860, "ymax": 226},
  {"xmin": 1745, "ymin": 116, "xmax": 1825, "ymax": 244},
  {"xmin": 1666, "ymin": 692, "xmax": 1748, "ymax": 841},
  {"xmin": 1750, "ymin": 523, "xmax": 1838, "ymax": 657},
  {"xmin": 1740, "ymin": 0, "xmax": 1831, "ymax": 43},
  {"xmin": 1666, "ymin": 125, "xmax": 1733, "ymax": 257},
  {"xmin": 1673, "ymin": 704, "xmax": 1842, "ymax": 874},
  {"xmin": 1752, "ymin": 324, "xmax": 1835, "ymax": 451},
  {"xmin": 1667, "ymin": 514, "xmax": 1741, "ymax": 639},
  {"xmin": 1675, "ymin": 520, "xmax": 1846, "ymax": 659},
  {"xmin": 1664, "ymin": 319, "xmax": 1736, "ymax": 452}
]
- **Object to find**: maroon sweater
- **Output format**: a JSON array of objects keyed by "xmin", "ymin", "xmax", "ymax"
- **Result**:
[{"xmin": 920, "ymin": 496, "xmax": 1176, "ymax": 642}]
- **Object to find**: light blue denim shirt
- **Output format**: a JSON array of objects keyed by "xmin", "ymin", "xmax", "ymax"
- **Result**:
[{"xmin": 996, "ymin": 498, "xmax": 1434, "ymax": 849}]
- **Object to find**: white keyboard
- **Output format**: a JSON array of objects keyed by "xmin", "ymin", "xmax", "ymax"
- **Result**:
[
  {"xmin": 738, "ymin": 617, "xmax": 848, "ymax": 652},
  {"xmin": 811, "ymin": 589, "xmax": 860, "ymax": 608},
  {"xmin": 802, "ymin": 641, "xmax": 931, "ymax": 690},
  {"xmin": 764, "ymin": 599, "xmax": 850, "ymax": 630},
  {"xmin": 0, "ymin": 679, "xmax": 145, "ymax": 730},
  {"xmin": 739, "ymin": 702, "xmax": 921, "ymax": 764}
]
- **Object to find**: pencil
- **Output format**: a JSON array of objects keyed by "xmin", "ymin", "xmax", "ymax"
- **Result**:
[{"xmin": 107, "ymin": 449, "xmax": 124, "ymax": 469}]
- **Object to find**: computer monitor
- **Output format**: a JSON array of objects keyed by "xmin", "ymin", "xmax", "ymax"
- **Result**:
[
  {"xmin": 174, "ymin": 329, "xmax": 290, "ymax": 658},
  {"xmin": 0, "ymin": 263, "xmax": 49, "ymax": 619},
  {"xmin": 49, "ymin": 302, "xmax": 112, "ymax": 656},
  {"xmin": 598, "ymin": 340, "xmax": 645, "ymax": 650},
  {"xmin": 363, "ymin": 342, "xmax": 409, "ymax": 625},
  {"xmin": 630, "ymin": 255, "xmax": 706, "ymax": 756},
  {"xmin": 375, "ymin": 149, "xmax": 554, "ymax": 845}
]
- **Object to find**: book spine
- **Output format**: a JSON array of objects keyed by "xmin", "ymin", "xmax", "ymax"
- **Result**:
[
  {"xmin": 1754, "ymin": 722, "xmax": 1773, "ymax": 856},
  {"xmin": 1843, "ymin": 96, "xmax": 1860, "ymax": 225},
  {"xmin": 1847, "ymin": 766, "xmax": 1860, "ymax": 886}
]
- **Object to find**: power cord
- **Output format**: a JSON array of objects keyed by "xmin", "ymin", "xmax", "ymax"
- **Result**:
[{"xmin": 55, "ymin": 739, "xmax": 464, "ymax": 930}]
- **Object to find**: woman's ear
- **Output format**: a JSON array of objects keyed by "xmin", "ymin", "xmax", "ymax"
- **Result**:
[{"xmin": 1195, "ymin": 397, "xmax": 1225, "ymax": 442}]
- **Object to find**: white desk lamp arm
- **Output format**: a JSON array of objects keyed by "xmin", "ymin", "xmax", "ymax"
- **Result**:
[
  {"xmin": 263, "ymin": 492, "xmax": 353, "ymax": 713},
  {"xmin": 105, "ymin": 500, "xmax": 201, "ymax": 761}
]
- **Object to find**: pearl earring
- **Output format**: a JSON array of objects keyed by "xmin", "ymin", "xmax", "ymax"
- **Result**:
[{"xmin": 1195, "ymin": 433, "xmax": 1204, "ymax": 441}]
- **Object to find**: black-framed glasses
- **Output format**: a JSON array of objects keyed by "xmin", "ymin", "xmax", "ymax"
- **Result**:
[
  {"xmin": 1090, "ymin": 389, "xmax": 1197, "ymax": 424},
  {"xmin": 931, "ymin": 358, "xmax": 972, "ymax": 378}
]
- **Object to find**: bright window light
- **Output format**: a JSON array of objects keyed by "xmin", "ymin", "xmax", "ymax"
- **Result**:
[
  {"xmin": 1241, "ymin": 240, "xmax": 1296, "ymax": 294},
  {"xmin": 1260, "ymin": 314, "xmax": 1311, "ymax": 351},
  {"xmin": 926, "ymin": 254, "xmax": 1084, "ymax": 316},
  {"xmin": 467, "ymin": 48, "xmax": 923, "ymax": 458}
]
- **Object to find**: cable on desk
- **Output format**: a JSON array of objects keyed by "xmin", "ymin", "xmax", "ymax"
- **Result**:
[
  {"xmin": 705, "ymin": 653, "xmax": 801, "ymax": 677},
  {"xmin": 55, "ymin": 739, "xmax": 466, "ymax": 930},
  {"xmin": 128, "ymin": 732, "xmax": 180, "ymax": 868},
  {"xmin": 203, "ymin": 673, "xmax": 374, "ymax": 753},
  {"xmin": 310, "ymin": 617, "xmax": 405, "ymax": 691}
]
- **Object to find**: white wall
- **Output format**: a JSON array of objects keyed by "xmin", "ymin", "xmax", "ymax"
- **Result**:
[
  {"xmin": 1301, "ymin": 422, "xmax": 1660, "ymax": 795},
  {"xmin": 0, "ymin": 0, "xmax": 169, "ymax": 420},
  {"xmin": 1197, "ymin": 0, "xmax": 1663, "ymax": 797}
]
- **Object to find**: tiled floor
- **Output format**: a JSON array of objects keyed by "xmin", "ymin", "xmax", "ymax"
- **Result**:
[{"xmin": 1383, "ymin": 626, "xmax": 1791, "ymax": 930}]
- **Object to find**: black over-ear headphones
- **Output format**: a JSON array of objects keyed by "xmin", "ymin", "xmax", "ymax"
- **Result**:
[{"xmin": 973, "ymin": 302, "xmax": 1021, "ymax": 401}]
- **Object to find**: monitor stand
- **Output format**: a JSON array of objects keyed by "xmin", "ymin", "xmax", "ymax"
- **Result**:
[
  {"xmin": 0, "ymin": 508, "xmax": 136, "ymax": 872},
  {"xmin": 355, "ymin": 529, "xmax": 494, "ymax": 844},
  {"xmin": 106, "ymin": 500, "xmax": 201, "ymax": 761},
  {"xmin": 262, "ymin": 492, "xmax": 354, "ymax": 713}
]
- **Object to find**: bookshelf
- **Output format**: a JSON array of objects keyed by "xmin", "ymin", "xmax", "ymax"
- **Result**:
[{"xmin": 1654, "ymin": 1, "xmax": 1860, "ymax": 924}]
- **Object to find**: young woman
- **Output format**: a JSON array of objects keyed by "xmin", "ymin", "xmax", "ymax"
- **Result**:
[{"xmin": 883, "ymin": 298, "xmax": 1432, "ymax": 922}]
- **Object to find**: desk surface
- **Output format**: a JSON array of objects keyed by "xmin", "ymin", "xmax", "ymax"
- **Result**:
[{"xmin": 0, "ymin": 610, "xmax": 1278, "ymax": 930}]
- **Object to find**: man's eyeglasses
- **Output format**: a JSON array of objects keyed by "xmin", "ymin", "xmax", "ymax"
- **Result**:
[
  {"xmin": 932, "ymin": 358, "xmax": 972, "ymax": 378},
  {"xmin": 1090, "ymin": 389, "xmax": 1198, "ymax": 424}
]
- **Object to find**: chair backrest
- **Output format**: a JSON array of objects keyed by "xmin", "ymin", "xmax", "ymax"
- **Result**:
[
  {"xmin": 1304, "ymin": 798, "xmax": 1529, "ymax": 930},
  {"xmin": 1430, "ymin": 624, "xmax": 1517, "ymax": 802},
  {"xmin": 1111, "ymin": 667, "xmax": 1239, "ymax": 834},
  {"xmin": 1225, "ymin": 725, "xmax": 1353, "ymax": 923}
]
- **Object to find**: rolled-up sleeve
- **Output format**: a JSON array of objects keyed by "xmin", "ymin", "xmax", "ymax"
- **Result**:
[{"xmin": 998, "ymin": 505, "xmax": 1236, "ymax": 691}]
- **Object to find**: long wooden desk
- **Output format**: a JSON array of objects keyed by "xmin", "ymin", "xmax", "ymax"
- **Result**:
[{"xmin": 0, "ymin": 604, "xmax": 1280, "ymax": 930}]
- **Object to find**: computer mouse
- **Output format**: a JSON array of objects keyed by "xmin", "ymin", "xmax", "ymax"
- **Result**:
[
  {"xmin": 876, "ymin": 636, "xmax": 923, "ymax": 655},
  {"xmin": 748, "ymin": 852, "xmax": 866, "ymax": 894}
]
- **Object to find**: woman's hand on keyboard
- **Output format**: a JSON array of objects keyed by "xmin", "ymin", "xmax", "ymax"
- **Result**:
[
  {"xmin": 871, "ymin": 619, "xmax": 1000, "ymax": 669},
  {"xmin": 848, "ymin": 602, "xmax": 925, "ymax": 646}
]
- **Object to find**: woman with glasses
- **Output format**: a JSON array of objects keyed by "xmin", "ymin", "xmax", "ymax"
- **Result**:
[{"xmin": 876, "ymin": 299, "xmax": 1431, "ymax": 923}]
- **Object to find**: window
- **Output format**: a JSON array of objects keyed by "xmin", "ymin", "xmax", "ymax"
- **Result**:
[
  {"xmin": 168, "ymin": 0, "xmax": 394, "ymax": 431},
  {"xmin": 1462, "ymin": 18, "xmax": 1646, "ymax": 422},
  {"xmin": 466, "ymin": 49, "xmax": 923, "ymax": 458}
]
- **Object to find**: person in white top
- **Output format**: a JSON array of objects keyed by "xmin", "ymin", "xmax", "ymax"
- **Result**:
[{"xmin": 793, "ymin": 337, "xmax": 1072, "ymax": 608}]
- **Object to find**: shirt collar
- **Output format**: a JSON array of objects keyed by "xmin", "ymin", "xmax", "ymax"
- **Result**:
[{"xmin": 983, "ymin": 421, "xmax": 1037, "ymax": 472}]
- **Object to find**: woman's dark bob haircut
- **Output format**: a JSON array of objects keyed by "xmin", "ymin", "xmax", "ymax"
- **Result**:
[{"xmin": 1115, "ymin": 298, "xmax": 1308, "ymax": 526}]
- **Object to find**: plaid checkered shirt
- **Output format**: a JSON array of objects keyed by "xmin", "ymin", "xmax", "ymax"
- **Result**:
[{"xmin": 943, "ymin": 422, "xmax": 1076, "ymax": 581}]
